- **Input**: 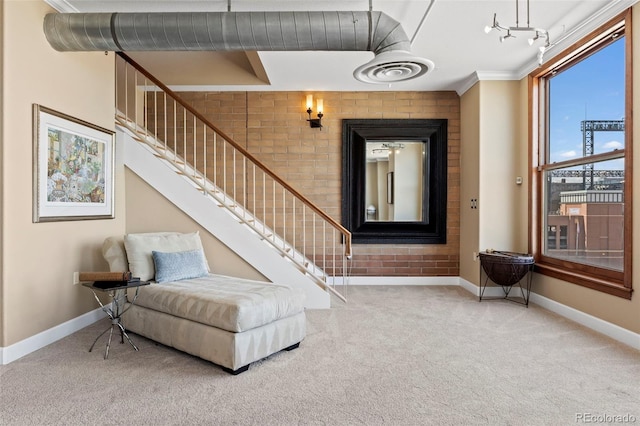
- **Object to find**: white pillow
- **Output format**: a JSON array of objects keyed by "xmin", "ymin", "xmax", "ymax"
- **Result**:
[{"xmin": 123, "ymin": 232, "xmax": 209, "ymax": 281}]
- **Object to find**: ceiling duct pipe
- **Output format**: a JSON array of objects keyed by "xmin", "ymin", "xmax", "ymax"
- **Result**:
[{"xmin": 43, "ymin": 11, "xmax": 434, "ymax": 84}]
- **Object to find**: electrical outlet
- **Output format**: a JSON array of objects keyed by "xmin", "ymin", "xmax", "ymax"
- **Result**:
[
  {"xmin": 472, "ymin": 252, "xmax": 478, "ymax": 261},
  {"xmin": 73, "ymin": 272, "xmax": 80, "ymax": 285}
]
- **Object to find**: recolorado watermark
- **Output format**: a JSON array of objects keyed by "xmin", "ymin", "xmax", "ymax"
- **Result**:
[{"xmin": 576, "ymin": 413, "xmax": 637, "ymax": 423}]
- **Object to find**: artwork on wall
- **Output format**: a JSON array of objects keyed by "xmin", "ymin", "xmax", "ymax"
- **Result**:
[{"xmin": 32, "ymin": 104, "xmax": 115, "ymax": 222}]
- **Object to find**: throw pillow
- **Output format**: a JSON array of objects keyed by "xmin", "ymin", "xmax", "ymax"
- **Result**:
[{"xmin": 152, "ymin": 249, "xmax": 209, "ymax": 283}]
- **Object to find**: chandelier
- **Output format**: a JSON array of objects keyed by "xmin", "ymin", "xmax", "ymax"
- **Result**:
[{"xmin": 484, "ymin": 0, "xmax": 550, "ymax": 63}]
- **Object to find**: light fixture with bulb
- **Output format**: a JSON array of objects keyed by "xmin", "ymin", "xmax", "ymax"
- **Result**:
[
  {"xmin": 305, "ymin": 94, "xmax": 323, "ymax": 129},
  {"xmin": 484, "ymin": 0, "xmax": 551, "ymax": 64}
]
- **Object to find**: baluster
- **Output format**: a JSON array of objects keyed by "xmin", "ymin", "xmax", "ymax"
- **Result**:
[
  {"xmin": 223, "ymin": 139, "xmax": 227, "ymax": 203},
  {"xmin": 262, "ymin": 172, "xmax": 266, "ymax": 234},
  {"xmin": 182, "ymin": 108, "xmax": 187, "ymax": 174},
  {"xmin": 213, "ymin": 132, "xmax": 217, "ymax": 190},
  {"xmin": 163, "ymin": 93, "xmax": 168, "ymax": 152},
  {"xmin": 243, "ymin": 157, "xmax": 247, "ymax": 219},
  {"xmin": 203, "ymin": 125, "xmax": 207, "ymax": 194},
  {"xmin": 233, "ymin": 148, "xmax": 237, "ymax": 207},
  {"xmin": 272, "ymin": 180, "xmax": 276, "ymax": 244},
  {"xmin": 252, "ymin": 164, "xmax": 256, "ymax": 220},
  {"xmin": 154, "ymin": 84, "xmax": 158, "ymax": 143},
  {"xmin": 302, "ymin": 205, "xmax": 306, "ymax": 267},
  {"xmin": 312, "ymin": 215, "xmax": 316, "ymax": 276},
  {"xmin": 173, "ymin": 99, "xmax": 177, "ymax": 157},
  {"xmin": 323, "ymin": 221, "xmax": 326, "ymax": 280}
]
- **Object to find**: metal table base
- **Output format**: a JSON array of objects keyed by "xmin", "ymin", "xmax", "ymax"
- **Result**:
[
  {"xmin": 479, "ymin": 268, "xmax": 534, "ymax": 306},
  {"xmin": 478, "ymin": 251, "xmax": 534, "ymax": 307},
  {"xmin": 83, "ymin": 281, "xmax": 148, "ymax": 359}
]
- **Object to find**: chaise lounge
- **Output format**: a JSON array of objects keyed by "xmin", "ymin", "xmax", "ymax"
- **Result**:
[{"xmin": 101, "ymin": 231, "xmax": 306, "ymax": 374}]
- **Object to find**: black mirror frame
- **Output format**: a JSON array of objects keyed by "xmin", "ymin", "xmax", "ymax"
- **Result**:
[{"xmin": 342, "ymin": 118, "xmax": 448, "ymax": 244}]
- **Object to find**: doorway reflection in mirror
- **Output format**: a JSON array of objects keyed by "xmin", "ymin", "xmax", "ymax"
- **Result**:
[{"xmin": 365, "ymin": 141, "xmax": 425, "ymax": 222}]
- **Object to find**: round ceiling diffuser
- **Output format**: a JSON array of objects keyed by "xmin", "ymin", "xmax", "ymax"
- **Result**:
[{"xmin": 353, "ymin": 51, "xmax": 435, "ymax": 84}]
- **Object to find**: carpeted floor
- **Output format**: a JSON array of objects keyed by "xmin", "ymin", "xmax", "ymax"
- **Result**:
[{"xmin": 1, "ymin": 285, "xmax": 638, "ymax": 425}]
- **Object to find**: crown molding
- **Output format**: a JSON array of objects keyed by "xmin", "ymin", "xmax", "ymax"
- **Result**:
[
  {"xmin": 456, "ymin": 73, "xmax": 479, "ymax": 96},
  {"xmin": 44, "ymin": 0, "xmax": 79, "ymax": 13},
  {"xmin": 475, "ymin": 71, "xmax": 521, "ymax": 81},
  {"xmin": 456, "ymin": 70, "xmax": 522, "ymax": 95}
]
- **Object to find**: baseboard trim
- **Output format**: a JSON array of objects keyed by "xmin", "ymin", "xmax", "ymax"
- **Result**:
[
  {"xmin": 459, "ymin": 278, "xmax": 640, "ymax": 351},
  {"xmin": 529, "ymin": 292, "xmax": 640, "ymax": 351},
  {"xmin": 0, "ymin": 306, "xmax": 105, "ymax": 365},
  {"xmin": 342, "ymin": 276, "xmax": 460, "ymax": 286}
]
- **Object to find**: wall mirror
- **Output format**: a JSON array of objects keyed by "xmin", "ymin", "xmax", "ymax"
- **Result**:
[{"xmin": 342, "ymin": 119, "xmax": 447, "ymax": 244}]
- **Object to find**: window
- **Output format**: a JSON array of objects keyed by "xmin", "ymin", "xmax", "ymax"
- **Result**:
[{"xmin": 530, "ymin": 10, "xmax": 632, "ymax": 299}]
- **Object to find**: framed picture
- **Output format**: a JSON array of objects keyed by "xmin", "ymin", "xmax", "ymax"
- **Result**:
[{"xmin": 33, "ymin": 104, "xmax": 115, "ymax": 222}]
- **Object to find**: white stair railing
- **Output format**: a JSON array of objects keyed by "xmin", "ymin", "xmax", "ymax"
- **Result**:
[{"xmin": 115, "ymin": 53, "xmax": 351, "ymax": 302}]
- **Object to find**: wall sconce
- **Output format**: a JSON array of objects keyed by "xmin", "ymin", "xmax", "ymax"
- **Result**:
[{"xmin": 305, "ymin": 94, "xmax": 323, "ymax": 129}]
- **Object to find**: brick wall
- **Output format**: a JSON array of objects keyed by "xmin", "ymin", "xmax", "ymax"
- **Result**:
[{"xmin": 176, "ymin": 90, "xmax": 460, "ymax": 277}]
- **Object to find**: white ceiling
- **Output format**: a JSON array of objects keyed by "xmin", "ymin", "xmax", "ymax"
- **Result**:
[{"xmin": 49, "ymin": 0, "xmax": 637, "ymax": 94}]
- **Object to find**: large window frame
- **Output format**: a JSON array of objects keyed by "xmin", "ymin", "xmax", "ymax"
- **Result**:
[{"xmin": 529, "ymin": 10, "xmax": 633, "ymax": 299}]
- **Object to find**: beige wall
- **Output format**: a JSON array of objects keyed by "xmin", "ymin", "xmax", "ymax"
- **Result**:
[
  {"xmin": 459, "ymin": 84, "xmax": 480, "ymax": 283},
  {"xmin": 479, "ymin": 80, "xmax": 528, "ymax": 253},
  {"xmin": 1, "ymin": 1, "xmax": 124, "ymax": 346},
  {"xmin": 459, "ymin": 80, "xmax": 528, "ymax": 283},
  {"xmin": 125, "ymin": 169, "xmax": 265, "ymax": 281}
]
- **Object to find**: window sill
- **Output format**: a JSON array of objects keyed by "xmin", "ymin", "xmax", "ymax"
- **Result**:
[{"xmin": 534, "ymin": 263, "xmax": 632, "ymax": 299}]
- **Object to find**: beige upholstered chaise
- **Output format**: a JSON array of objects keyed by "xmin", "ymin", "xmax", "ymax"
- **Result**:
[{"xmin": 101, "ymin": 232, "xmax": 306, "ymax": 374}]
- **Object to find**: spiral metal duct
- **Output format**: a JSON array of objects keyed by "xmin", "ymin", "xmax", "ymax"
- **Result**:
[{"xmin": 43, "ymin": 11, "xmax": 434, "ymax": 83}]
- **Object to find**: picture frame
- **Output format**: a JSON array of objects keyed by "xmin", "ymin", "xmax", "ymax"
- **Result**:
[{"xmin": 33, "ymin": 104, "xmax": 115, "ymax": 222}]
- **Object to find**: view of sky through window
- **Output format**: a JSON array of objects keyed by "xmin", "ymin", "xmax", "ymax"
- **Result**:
[{"xmin": 548, "ymin": 37, "xmax": 625, "ymax": 168}]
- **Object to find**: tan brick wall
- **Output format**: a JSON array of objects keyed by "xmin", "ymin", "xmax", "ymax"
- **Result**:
[{"xmin": 177, "ymin": 91, "xmax": 460, "ymax": 276}]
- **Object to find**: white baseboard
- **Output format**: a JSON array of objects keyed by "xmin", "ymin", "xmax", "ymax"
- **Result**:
[
  {"xmin": 529, "ymin": 293, "xmax": 640, "ymax": 350},
  {"xmin": 459, "ymin": 278, "xmax": 640, "ymax": 351},
  {"xmin": 0, "ymin": 306, "xmax": 105, "ymax": 365},
  {"xmin": 339, "ymin": 276, "xmax": 460, "ymax": 286}
]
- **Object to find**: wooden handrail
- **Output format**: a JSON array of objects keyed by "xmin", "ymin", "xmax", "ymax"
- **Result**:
[{"xmin": 117, "ymin": 52, "xmax": 351, "ymax": 257}]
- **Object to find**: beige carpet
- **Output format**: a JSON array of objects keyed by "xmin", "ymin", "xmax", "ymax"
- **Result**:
[{"xmin": 1, "ymin": 285, "xmax": 638, "ymax": 425}]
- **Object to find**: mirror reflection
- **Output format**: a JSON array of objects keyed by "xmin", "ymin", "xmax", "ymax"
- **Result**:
[{"xmin": 365, "ymin": 141, "xmax": 425, "ymax": 222}]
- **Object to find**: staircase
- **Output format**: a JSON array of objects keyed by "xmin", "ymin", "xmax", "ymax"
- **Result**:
[{"xmin": 115, "ymin": 53, "xmax": 351, "ymax": 307}]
